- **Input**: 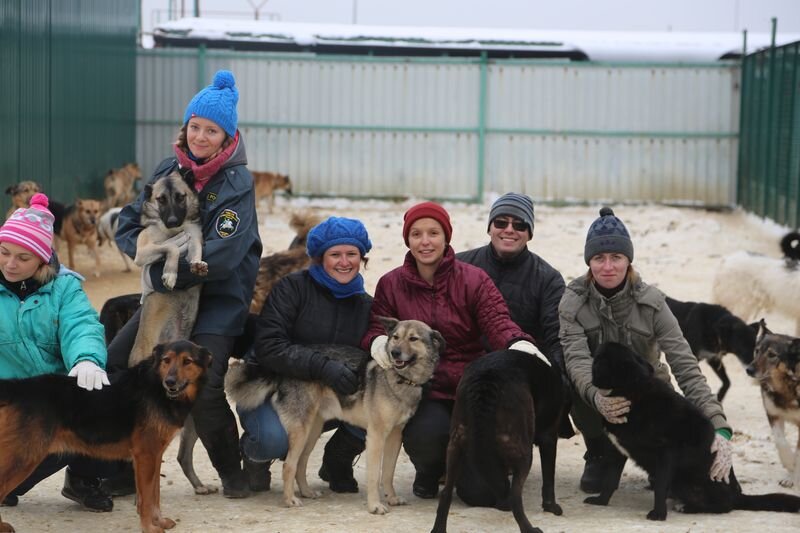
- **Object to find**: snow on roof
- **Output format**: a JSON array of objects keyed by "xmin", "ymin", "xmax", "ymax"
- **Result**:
[{"xmin": 153, "ymin": 18, "xmax": 800, "ymax": 62}]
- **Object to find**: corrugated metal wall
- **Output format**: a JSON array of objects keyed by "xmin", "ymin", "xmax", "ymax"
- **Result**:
[
  {"xmin": 137, "ymin": 49, "xmax": 739, "ymax": 206},
  {"xmin": 0, "ymin": 0, "xmax": 138, "ymax": 214}
]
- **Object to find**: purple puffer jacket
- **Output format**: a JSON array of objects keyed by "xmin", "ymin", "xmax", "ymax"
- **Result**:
[{"xmin": 362, "ymin": 246, "xmax": 532, "ymax": 400}]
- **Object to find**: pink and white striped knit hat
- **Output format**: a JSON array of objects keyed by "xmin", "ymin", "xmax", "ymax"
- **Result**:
[{"xmin": 0, "ymin": 192, "xmax": 55, "ymax": 262}]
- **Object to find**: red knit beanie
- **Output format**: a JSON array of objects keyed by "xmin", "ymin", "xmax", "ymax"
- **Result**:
[{"xmin": 402, "ymin": 201, "xmax": 453, "ymax": 246}]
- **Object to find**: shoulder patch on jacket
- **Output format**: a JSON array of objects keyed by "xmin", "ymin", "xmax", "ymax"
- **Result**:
[{"xmin": 216, "ymin": 209, "xmax": 240, "ymax": 238}]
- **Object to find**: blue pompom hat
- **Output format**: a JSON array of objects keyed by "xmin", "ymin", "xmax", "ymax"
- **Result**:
[
  {"xmin": 307, "ymin": 217, "xmax": 372, "ymax": 258},
  {"xmin": 584, "ymin": 207, "xmax": 634, "ymax": 265},
  {"xmin": 183, "ymin": 70, "xmax": 239, "ymax": 137}
]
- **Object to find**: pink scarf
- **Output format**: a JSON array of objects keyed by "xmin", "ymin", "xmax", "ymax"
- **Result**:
[{"xmin": 173, "ymin": 131, "xmax": 240, "ymax": 192}]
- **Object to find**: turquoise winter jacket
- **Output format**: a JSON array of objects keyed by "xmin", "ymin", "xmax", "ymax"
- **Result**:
[{"xmin": 0, "ymin": 262, "xmax": 107, "ymax": 379}]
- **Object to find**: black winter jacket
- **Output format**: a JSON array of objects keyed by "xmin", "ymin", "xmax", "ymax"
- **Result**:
[
  {"xmin": 115, "ymin": 138, "xmax": 262, "ymax": 336},
  {"xmin": 248, "ymin": 270, "xmax": 372, "ymax": 380},
  {"xmin": 457, "ymin": 244, "xmax": 566, "ymax": 373}
]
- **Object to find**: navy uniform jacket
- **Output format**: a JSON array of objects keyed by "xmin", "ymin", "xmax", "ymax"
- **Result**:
[{"xmin": 115, "ymin": 138, "xmax": 262, "ymax": 336}]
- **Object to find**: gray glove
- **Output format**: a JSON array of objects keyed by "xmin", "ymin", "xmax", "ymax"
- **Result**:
[
  {"xmin": 593, "ymin": 390, "xmax": 631, "ymax": 424},
  {"xmin": 318, "ymin": 357, "xmax": 359, "ymax": 396},
  {"xmin": 710, "ymin": 433, "xmax": 733, "ymax": 483}
]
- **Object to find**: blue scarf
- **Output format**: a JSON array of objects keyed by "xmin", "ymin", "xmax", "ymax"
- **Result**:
[{"xmin": 308, "ymin": 264, "xmax": 366, "ymax": 299}]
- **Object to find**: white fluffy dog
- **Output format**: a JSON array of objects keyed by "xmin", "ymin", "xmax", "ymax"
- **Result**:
[{"xmin": 712, "ymin": 251, "xmax": 800, "ymax": 335}]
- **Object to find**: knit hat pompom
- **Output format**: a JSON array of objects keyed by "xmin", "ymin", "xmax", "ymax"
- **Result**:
[
  {"xmin": 0, "ymin": 192, "xmax": 55, "ymax": 263},
  {"xmin": 402, "ymin": 201, "xmax": 453, "ymax": 246},
  {"xmin": 584, "ymin": 206, "xmax": 634, "ymax": 265},
  {"xmin": 488, "ymin": 192, "xmax": 534, "ymax": 238},
  {"xmin": 306, "ymin": 217, "xmax": 372, "ymax": 258},
  {"xmin": 183, "ymin": 69, "xmax": 240, "ymax": 137}
]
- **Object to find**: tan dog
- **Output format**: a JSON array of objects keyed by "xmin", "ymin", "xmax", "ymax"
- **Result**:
[
  {"xmin": 60, "ymin": 198, "xmax": 103, "ymax": 277},
  {"xmin": 104, "ymin": 162, "xmax": 142, "ymax": 208},
  {"xmin": 252, "ymin": 171, "xmax": 292, "ymax": 213},
  {"xmin": 226, "ymin": 317, "xmax": 444, "ymax": 514},
  {"xmin": 4, "ymin": 181, "xmax": 42, "ymax": 219}
]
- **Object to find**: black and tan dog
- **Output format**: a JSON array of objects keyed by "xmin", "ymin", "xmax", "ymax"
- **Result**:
[
  {"xmin": 586, "ymin": 341, "xmax": 800, "ymax": 521},
  {"xmin": 432, "ymin": 349, "xmax": 566, "ymax": 533},
  {"xmin": 4, "ymin": 181, "xmax": 41, "ymax": 219},
  {"xmin": 666, "ymin": 296, "xmax": 759, "ymax": 401},
  {"xmin": 0, "ymin": 340, "xmax": 210, "ymax": 533},
  {"xmin": 226, "ymin": 317, "xmax": 444, "ymax": 514},
  {"xmin": 747, "ymin": 321, "xmax": 800, "ymax": 489}
]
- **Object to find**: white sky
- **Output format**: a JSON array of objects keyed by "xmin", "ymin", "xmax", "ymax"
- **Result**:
[{"xmin": 141, "ymin": 0, "xmax": 800, "ymax": 35}]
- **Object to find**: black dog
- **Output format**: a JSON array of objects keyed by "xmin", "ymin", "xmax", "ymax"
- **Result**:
[
  {"xmin": 586, "ymin": 341, "xmax": 800, "ymax": 520},
  {"xmin": 432, "ymin": 350, "xmax": 566, "ymax": 533},
  {"xmin": 666, "ymin": 296, "xmax": 759, "ymax": 401}
]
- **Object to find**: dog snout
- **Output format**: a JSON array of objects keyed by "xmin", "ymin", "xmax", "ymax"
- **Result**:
[
  {"xmin": 745, "ymin": 364, "xmax": 757, "ymax": 377},
  {"xmin": 165, "ymin": 215, "xmax": 181, "ymax": 228},
  {"xmin": 391, "ymin": 348, "xmax": 403, "ymax": 360}
]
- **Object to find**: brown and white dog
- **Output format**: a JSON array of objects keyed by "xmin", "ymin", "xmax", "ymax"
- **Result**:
[
  {"xmin": 747, "ymin": 320, "xmax": 800, "ymax": 490},
  {"xmin": 60, "ymin": 198, "xmax": 104, "ymax": 277},
  {"xmin": 252, "ymin": 171, "xmax": 292, "ymax": 213}
]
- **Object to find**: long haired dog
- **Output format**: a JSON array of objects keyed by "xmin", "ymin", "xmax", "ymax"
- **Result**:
[
  {"xmin": 666, "ymin": 296, "xmax": 759, "ymax": 401},
  {"xmin": 0, "ymin": 340, "xmax": 210, "ymax": 533},
  {"xmin": 226, "ymin": 317, "xmax": 444, "ymax": 514},
  {"xmin": 746, "ymin": 321, "xmax": 800, "ymax": 489},
  {"xmin": 252, "ymin": 171, "xmax": 292, "ymax": 214},
  {"xmin": 104, "ymin": 162, "xmax": 142, "ymax": 208},
  {"xmin": 586, "ymin": 342, "xmax": 800, "ymax": 520},
  {"xmin": 432, "ymin": 350, "xmax": 566, "ymax": 533},
  {"xmin": 4, "ymin": 181, "xmax": 41, "ymax": 219},
  {"xmin": 712, "ymin": 235, "xmax": 800, "ymax": 335},
  {"xmin": 129, "ymin": 172, "xmax": 207, "ymax": 367},
  {"xmin": 97, "ymin": 206, "xmax": 133, "ymax": 272}
]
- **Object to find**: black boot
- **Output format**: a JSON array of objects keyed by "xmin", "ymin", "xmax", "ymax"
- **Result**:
[
  {"xmin": 412, "ymin": 471, "xmax": 440, "ymax": 499},
  {"xmin": 580, "ymin": 436, "xmax": 609, "ymax": 494},
  {"xmin": 243, "ymin": 456, "xmax": 271, "ymax": 492},
  {"xmin": 318, "ymin": 428, "xmax": 365, "ymax": 493},
  {"xmin": 61, "ymin": 468, "xmax": 114, "ymax": 512},
  {"xmin": 197, "ymin": 421, "xmax": 250, "ymax": 498},
  {"xmin": 1, "ymin": 495, "xmax": 18, "ymax": 507},
  {"xmin": 100, "ymin": 461, "xmax": 136, "ymax": 497}
]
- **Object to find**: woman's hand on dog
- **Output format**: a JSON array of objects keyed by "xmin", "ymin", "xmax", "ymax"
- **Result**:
[
  {"xmin": 370, "ymin": 335, "xmax": 392, "ymax": 369},
  {"xmin": 709, "ymin": 433, "xmax": 733, "ymax": 483},
  {"xmin": 594, "ymin": 390, "xmax": 631, "ymax": 424},
  {"xmin": 318, "ymin": 357, "xmax": 359, "ymax": 395},
  {"xmin": 68, "ymin": 361, "xmax": 111, "ymax": 391}
]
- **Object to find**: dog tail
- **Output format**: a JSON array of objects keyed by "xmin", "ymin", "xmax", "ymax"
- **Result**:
[
  {"xmin": 735, "ymin": 492, "xmax": 800, "ymax": 512},
  {"xmin": 224, "ymin": 361, "xmax": 277, "ymax": 410}
]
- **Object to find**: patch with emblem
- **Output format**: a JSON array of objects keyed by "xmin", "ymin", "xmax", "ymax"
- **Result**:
[
  {"xmin": 216, "ymin": 209, "xmax": 240, "ymax": 238},
  {"xmin": 206, "ymin": 192, "xmax": 217, "ymax": 202}
]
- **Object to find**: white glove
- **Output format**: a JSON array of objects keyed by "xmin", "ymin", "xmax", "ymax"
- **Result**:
[
  {"xmin": 68, "ymin": 361, "xmax": 110, "ymax": 391},
  {"xmin": 709, "ymin": 433, "xmax": 733, "ymax": 483},
  {"xmin": 509, "ymin": 340, "xmax": 551, "ymax": 367},
  {"xmin": 593, "ymin": 390, "xmax": 631, "ymax": 424},
  {"xmin": 370, "ymin": 335, "xmax": 392, "ymax": 369}
]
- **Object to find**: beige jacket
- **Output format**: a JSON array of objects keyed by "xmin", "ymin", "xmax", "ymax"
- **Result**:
[{"xmin": 558, "ymin": 273, "xmax": 730, "ymax": 432}]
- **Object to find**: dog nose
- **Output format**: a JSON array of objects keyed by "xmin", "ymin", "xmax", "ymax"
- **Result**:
[
  {"xmin": 391, "ymin": 348, "xmax": 402, "ymax": 359},
  {"xmin": 745, "ymin": 364, "xmax": 756, "ymax": 377},
  {"xmin": 164, "ymin": 374, "xmax": 177, "ymax": 388}
]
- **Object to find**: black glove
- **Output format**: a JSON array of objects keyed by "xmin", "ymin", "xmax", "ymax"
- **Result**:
[{"xmin": 318, "ymin": 357, "xmax": 359, "ymax": 396}]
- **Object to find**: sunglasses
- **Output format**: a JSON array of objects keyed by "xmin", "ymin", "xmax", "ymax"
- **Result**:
[{"xmin": 492, "ymin": 219, "xmax": 528, "ymax": 232}]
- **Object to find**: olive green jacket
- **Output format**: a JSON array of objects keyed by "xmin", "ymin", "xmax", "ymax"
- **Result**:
[{"xmin": 558, "ymin": 273, "xmax": 730, "ymax": 432}]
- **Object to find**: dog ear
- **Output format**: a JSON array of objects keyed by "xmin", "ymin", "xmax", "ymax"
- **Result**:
[
  {"xmin": 429, "ymin": 329, "xmax": 446, "ymax": 356},
  {"xmin": 5, "ymin": 184, "xmax": 15, "ymax": 195},
  {"xmin": 143, "ymin": 183, "xmax": 154, "ymax": 201},
  {"xmin": 196, "ymin": 345, "xmax": 212, "ymax": 369},
  {"xmin": 378, "ymin": 316, "xmax": 399, "ymax": 335},
  {"xmin": 150, "ymin": 342, "xmax": 166, "ymax": 367},
  {"xmin": 757, "ymin": 318, "xmax": 771, "ymax": 340}
]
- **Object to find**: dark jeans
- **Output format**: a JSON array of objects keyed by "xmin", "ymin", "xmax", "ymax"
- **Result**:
[
  {"xmin": 11, "ymin": 455, "xmax": 116, "ymax": 497},
  {"xmin": 402, "ymin": 397, "xmax": 499, "ymax": 507},
  {"xmin": 106, "ymin": 307, "xmax": 242, "ymax": 476}
]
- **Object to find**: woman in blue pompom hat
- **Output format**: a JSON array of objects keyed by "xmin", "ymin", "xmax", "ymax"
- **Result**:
[
  {"xmin": 236, "ymin": 216, "xmax": 374, "ymax": 493},
  {"xmin": 105, "ymin": 70, "xmax": 263, "ymax": 498}
]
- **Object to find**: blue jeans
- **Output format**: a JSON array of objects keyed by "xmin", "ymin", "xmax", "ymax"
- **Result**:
[{"xmin": 238, "ymin": 401, "xmax": 365, "ymax": 462}]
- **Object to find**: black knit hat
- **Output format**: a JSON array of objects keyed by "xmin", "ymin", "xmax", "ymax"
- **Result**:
[
  {"xmin": 487, "ymin": 192, "xmax": 534, "ymax": 237},
  {"xmin": 584, "ymin": 207, "xmax": 633, "ymax": 265}
]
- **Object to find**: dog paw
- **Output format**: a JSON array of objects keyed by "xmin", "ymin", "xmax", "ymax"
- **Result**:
[
  {"xmin": 193, "ymin": 484, "xmax": 218, "ymax": 495},
  {"xmin": 779, "ymin": 477, "xmax": 795, "ymax": 489},
  {"xmin": 387, "ymin": 495, "xmax": 407, "ymax": 506},
  {"xmin": 583, "ymin": 495, "xmax": 608, "ymax": 506},
  {"xmin": 157, "ymin": 517, "xmax": 176, "ymax": 529},
  {"xmin": 300, "ymin": 489, "xmax": 321, "ymax": 499},
  {"xmin": 284, "ymin": 496, "xmax": 304, "ymax": 507},
  {"xmin": 672, "ymin": 501, "xmax": 686, "ymax": 513},
  {"xmin": 161, "ymin": 272, "xmax": 177, "ymax": 290},
  {"xmin": 646, "ymin": 509, "xmax": 667, "ymax": 521},
  {"xmin": 190, "ymin": 261, "xmax": 208, "ymax": 276},
  {"xmin": 368, "ymin": 502, "xmax": 390, "ymax": 515},
  {"xmin": 542, "ymin": 501, "xmax": 563, "ymax": 516}
]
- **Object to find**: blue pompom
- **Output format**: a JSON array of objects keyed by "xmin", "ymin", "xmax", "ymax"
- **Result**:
[{"xmin": 213, "ymin": 70, "xmax": 236, "ymax": 89}]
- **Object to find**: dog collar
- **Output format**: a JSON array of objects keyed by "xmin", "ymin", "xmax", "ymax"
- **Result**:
[{"xmin": 396, "ymin": 375, "xmax": 426, "ymax": 387}]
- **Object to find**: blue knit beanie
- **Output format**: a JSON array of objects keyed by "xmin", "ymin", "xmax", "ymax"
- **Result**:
[
  {"xmin": 183, "ymin": 70, "xmax": 239, "ymax": 137},
  {"xmin": 307, "ymin": 217, "xmax": 372, "ymax": 258},
  {"xmin": 584, "ymin": 207, "xmax": 634, "ymax": 265}
]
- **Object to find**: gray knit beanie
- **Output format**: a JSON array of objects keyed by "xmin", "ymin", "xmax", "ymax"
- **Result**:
[
  {"xmin": 584, "ymin": 207, "xmax": 633, "ymax": 265},
  {"xmin": 487, "ymin": 192, "xmax": 534, "ymax": 237}
]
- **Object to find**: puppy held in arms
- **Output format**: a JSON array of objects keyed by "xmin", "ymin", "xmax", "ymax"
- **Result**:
[{"xmin": 586, "ymin": 342, "xmax": 800, "ymax": 520}]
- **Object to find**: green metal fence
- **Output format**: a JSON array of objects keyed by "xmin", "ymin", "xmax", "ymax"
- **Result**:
[
  {"xmin": 738, "ymin": 39, "xmax": 800, "ymax": 228},
  {"xmin": 0, "ymin": 0, "xmax": 139, "ymax": 215}
]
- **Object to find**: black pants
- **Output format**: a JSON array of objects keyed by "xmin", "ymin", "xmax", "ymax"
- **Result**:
[
  {"xmin": 570, "ymin": 389, "xmax": 605, "ymax": 441},
  {"xmin": 11, "ymin": 455, "xmax": 116, "ymax": 497},
  {"xmin": 402, "ymin": 397, "xmax": 499, "ymax": 507},
  {"xmin": 106, "ymin": 307, "xmax": 242, "ymax": 477}
]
